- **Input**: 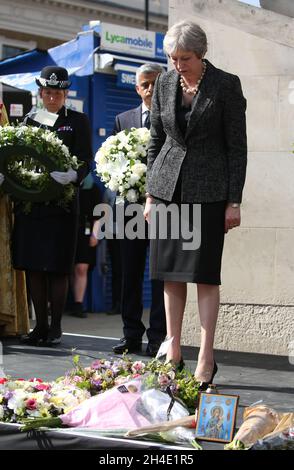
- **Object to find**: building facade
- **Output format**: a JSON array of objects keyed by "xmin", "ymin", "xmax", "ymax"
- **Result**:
[{"xmin": 0, "ymin": 0, "xmax": 168, "ymax": 59}]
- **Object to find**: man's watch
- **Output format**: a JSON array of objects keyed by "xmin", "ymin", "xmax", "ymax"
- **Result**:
[{"xmin": 230, "ymin": 203, "xmax": 240, "ymax": 208}]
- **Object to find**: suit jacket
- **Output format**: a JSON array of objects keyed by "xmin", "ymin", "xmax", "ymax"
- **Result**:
[
  {"xmin": 146, "ymin": 60, "xmax": 247, "ymax": 203},
  {"xmin": 113, "ymin": 104, "xmax": 166, "ymax": 340},
  {"xmin": 114, "ymin": 104, "xmax": 143, "ymax": 133}
]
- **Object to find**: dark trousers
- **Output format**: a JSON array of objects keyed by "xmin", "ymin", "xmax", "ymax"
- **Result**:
[
  {"xmin": 107, "ymin": 238, "xmax": 122, "ymax": 313},
  {"xmin": 120, "ymin": 235, "xmax": 166, "ymax": 343}
]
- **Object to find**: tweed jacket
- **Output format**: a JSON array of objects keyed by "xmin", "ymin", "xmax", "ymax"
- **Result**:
[{"xmin": 146, "ymin": 60, "xmax": 247, "ymax": 203}]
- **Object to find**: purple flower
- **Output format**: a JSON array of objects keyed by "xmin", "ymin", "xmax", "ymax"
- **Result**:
[
  {"xmin": 4, "ymin": 391, "xmax": 13, "ymax": 400},
  {"xmin": 111, "ymin": 362, "xmax": 122, "ymax": 375},
  {"xmin": 91, "ymin": 360, "xmax": 103, "ymax": 370},
  {"xmin": 91, "ymin": 378, "xmax": 102, "ymax": 389}
]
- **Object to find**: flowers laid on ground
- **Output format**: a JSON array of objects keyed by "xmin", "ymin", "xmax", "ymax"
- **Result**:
[
  {"xmin": 0, "ymin": 124, "xmax": 80, "ymax": 211},
  {"xmin": 18, "ymin": 356, "xmax": 200, "ymax": 446},
  {"xmin": 57, "ymin": 355, "xmax": 200, "ymax": 413},
  {"xmin": 95, "ymin": 127, "xmax": 150, "ymax": 203},
  {"xmin": 0, "ymin": 356, "xmax": 200, "ymax": 424},
  {"xmin": 0, "ymin": 376, "xmax": 90, "ymax": 423},
  {"xmin": 2, "ymin": 357, "xmax": 292, "ymax": 450},
  {"xmin": 0, "ymin": 355, "xmax": 200, "ymax": 449},
  {"xmin": 57, "ymin": 355, "xmax": 146, "ymax": 395}
]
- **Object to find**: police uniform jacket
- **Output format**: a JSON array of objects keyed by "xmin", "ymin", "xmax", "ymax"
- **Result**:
[{"xmin": 12, "ymin": 106, "xmax": 93, "ymax": 273}]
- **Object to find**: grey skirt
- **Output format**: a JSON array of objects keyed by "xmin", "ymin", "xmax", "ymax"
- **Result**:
[{"xmin": 149, "ymin": 200, "xmax": 226, "ymax": 285}]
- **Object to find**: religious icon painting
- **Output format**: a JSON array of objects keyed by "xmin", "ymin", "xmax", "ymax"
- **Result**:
[{"xmin": 195, "ymin": 392, "xmax": 239, "ymax": 443}]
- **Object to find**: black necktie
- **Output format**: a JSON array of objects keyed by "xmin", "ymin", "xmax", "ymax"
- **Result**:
[{"xmin": 144, "ymin": 110, "xmax": 151, "ymax": 129}]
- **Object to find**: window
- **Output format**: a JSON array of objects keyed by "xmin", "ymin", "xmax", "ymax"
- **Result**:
[
  {"xmin": 0, "ymin": 37, "xmax": 36, "ymax": 60},
  {"xmin": 2, "ymin": 44, "xmax": 27, "ymax": 60}
]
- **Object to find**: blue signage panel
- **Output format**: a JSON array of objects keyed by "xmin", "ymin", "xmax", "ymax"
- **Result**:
[
  {"xmin": 155, "ymin": 32, "xmax": 165, "ymax": 59},
  {"xmin": 117, "ymin": 70, "xmax": 136, "ymax": 89}
]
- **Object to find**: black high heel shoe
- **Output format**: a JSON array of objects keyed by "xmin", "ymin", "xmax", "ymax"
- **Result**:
[{"xmin": 198, "ymin": 361, "xmax": 218, "ymax": 392}]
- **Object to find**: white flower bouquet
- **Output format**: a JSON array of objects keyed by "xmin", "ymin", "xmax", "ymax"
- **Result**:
[
  {"xmin": 95, "ymin": 127, "xmax": 150, "ymax": 203},
  {"xmin": 0, "ymin": 377, "xmax": 90, "ymax": 422},
  {"xmin": 0, "ymin": 124, "xmax": 80, "ymax": 211}
]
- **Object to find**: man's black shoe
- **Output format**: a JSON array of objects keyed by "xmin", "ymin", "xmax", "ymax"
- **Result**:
[
  {"xmin": 106, "ymin": 308, "xmax": 120, "ymax": 316},
  {"xmin": 112, "ymin": 338, "xmax": 142, "ymax": 354},
  {"xmin": 145, "ymin": 342, "xmax": 161, "ymax": 357}
]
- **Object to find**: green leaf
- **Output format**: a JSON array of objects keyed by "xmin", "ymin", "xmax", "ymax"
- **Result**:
[{"xmin": 73, "ymin": 355, "xmax": 80, "ymax": 366}]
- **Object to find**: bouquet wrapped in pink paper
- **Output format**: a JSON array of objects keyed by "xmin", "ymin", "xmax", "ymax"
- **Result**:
[{"xmin": 21, "ymin": 379, "xmax": 149, "ymax": 431}]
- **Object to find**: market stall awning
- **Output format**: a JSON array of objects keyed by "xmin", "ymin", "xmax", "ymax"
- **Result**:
[{"xmin": 0, "ymin": 31, "xmax": 97, "ymax": 92}]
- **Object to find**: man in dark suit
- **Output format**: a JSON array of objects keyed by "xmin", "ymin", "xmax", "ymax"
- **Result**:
[{"xmin": 112, "ymin": 63, "xmax": 166, "ymax": 357}]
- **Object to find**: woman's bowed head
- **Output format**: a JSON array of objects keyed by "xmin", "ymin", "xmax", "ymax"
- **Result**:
[{"xmin": 164, "ymin": 20, "xmax": 208, "ymax": 89}]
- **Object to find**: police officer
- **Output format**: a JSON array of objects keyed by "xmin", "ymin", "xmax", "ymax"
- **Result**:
[{"xmin": 11, "ymin": 66, "xmax": 92, "ymax": 346}]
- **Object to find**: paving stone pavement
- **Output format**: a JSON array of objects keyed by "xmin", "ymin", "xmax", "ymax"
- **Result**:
[{"xmin": 1, "ymin": 311, "xmax": 293, "ymax": 451}]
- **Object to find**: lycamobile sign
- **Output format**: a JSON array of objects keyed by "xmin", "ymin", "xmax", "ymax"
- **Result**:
[
  {"xmin": 101, "ymin": 23, "xmax": 156, "ymax": 57},
  {"xmin": 105, "ymin": 32, "xmax": 153, "ymax": 49}
]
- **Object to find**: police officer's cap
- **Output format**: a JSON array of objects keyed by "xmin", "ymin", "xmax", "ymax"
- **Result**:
[{"xmin": 36, "ymin": 66, "xmax": 71, "ymax": 89}]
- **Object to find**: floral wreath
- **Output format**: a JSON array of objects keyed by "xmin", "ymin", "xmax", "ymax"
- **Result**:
[{"xmin": 0, "ymin": 124, "xmax": 80, "ymax": 211}]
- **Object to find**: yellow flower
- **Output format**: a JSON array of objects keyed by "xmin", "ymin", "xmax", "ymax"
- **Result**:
[
  {"xmin": 39, "ymin": 408, "xmax": 51, "ymax": 418},
  {"xmin": 50, "ymin": 397, "xmax": 63, "ymax": 406}
]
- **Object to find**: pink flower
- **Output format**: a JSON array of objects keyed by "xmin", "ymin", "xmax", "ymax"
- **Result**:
[
  {"xmin": 35, "ymin": 384, "xmax": 51, "ymax": 391},
  {"xmin": 73, "ymin": 376, "xmax": 83, "ymax": 383},
  {"xmin": 29, "ymin": 378, "xmax": 43, "ymax": 383},
  {"xmin": 0, "ymin": 378, "xmax": 7, "ymax": 384},
  {"xmin": 131, "ymin": 361, "xmax": 145, "ymax": 373},
  {"xmin": 91, "ymin": 360, "xmax": 102, "ymax": 370},
  {"xmin": 25, "ymin": 398, "xmax": 37, "ymax": 410}
]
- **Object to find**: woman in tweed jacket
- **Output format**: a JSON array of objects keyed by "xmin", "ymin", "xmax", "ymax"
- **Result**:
[{"xmin": 144, "ymin": 20, "xmax": 247, "ymax": 389}]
